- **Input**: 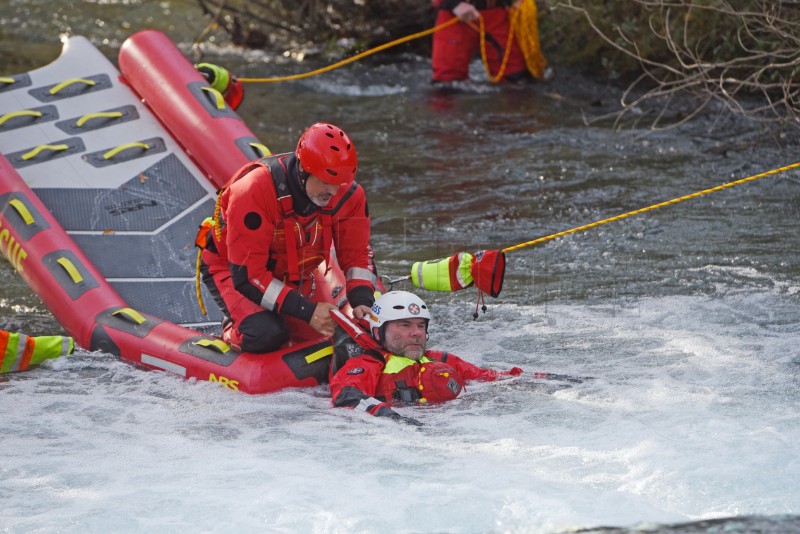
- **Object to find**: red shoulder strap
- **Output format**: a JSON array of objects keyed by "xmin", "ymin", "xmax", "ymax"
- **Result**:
[{"xmin": 263, "ymin": 156, "xmax": 301, "ymax": 282}]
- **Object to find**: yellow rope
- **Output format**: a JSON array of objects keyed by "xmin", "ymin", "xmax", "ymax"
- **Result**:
[
  {"xmin": 235, "ymin": 6, "xmax": 547, "ymax": 85},
  {"xmin": 194, "ymin": 193, "xmax": 223, "ymax": 315},
  {"xmin": 195, "ymin": 249, "xmax": 208, "ymax": 316},
  {"xmin": 475, "ymin": 11, "xmax": 516, "ymax": 83},
  {"xmin": 239, "ymin": 18, "xmax": 460, "ymax": 84},
  {"xmin": 213, "ymin": 193, "xmax": 223, "ymax": 241},
  {"xmin": 511, "ymin": 0, "xmax": 548, "ymax": 78},
  {"xmin": 502, "ymin": 161, "xmax": 800, "ymax": 254}
]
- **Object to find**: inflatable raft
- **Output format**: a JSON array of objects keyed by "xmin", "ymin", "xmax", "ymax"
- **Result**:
[{"xmin": 0, "ymin": 31, "xmax": 347, "ymax": 393}]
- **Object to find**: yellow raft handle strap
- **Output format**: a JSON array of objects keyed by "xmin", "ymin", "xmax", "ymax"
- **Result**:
[
  {"xmin": 103, "ymin": 142, "xmax": 150, "ymax": 160},
  {"xmin": 249, "ymin": 142, "xmax": 272, "ymax": 157},
  {"xmin": 49, "ymin": 77, "xmax": 97, "ymax": 95},
  {"xmin": 22, "ymin": 144, "xmax": 70, "ymax": 161},
  {"xmin": 8, "ymin": 199, "xmax": 35, "ymax": 225},
  {"xmin": 200, "ymin": 86, "xmax": 226, "ymax": 110},
  {"xmin": 304, "ymin": 345, "xmax": 333, "ymax": 364},
  {"xmin": 0, "ymin": 76, "xmax": 15, "ymax": 85},
  {"xmin": 56, "ymin": 257, "xmax": 84, "ymax": 284},
  {"xmin": 112, "ymin": 307, "xmax": 146, "ymax": 325},
  {"xmin": 194, "ymin": 338, "xmax": 231, "ymax": 354},
  {"xmin": 76, "ymin": 111, "xmax": 123, "ymax": 127},
  {"xmin": 0, "ymin": 109, "xmax": 43, "ymax": 127}
]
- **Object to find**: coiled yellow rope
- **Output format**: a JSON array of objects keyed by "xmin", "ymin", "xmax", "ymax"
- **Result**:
[
  {"xmin": 511, "ymin": 0, "xmax": 548, "ymax": 78},
  {"xmin": 475, "ymin": 0, "xmax": 548, "ymax": 82}
]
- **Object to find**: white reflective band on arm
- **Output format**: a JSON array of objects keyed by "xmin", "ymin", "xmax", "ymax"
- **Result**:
[
  {"xmin": 346, "ymin": 267, "xmax": 377, "ymax": 285},
  {"xmin": 10, "ymin": 333, "xmax": 28, "ymax": 372},
  {"xmin": 261, "ymin": 279, "xmax": 287, "ymax": 311},
  {"xmin": 61, "ymin": 336, "xmax": 72, "ymax": 355},
  {"xmin": 415, "ymin": 261, "xmax": 427, "ymax": 290},
  {"xmin": 455, "ymin": 253, "xmax": 469, "ymax": 288},
  {"xmin": 356, "ymin": 397, "xmax": 382, "ymax": 413}
]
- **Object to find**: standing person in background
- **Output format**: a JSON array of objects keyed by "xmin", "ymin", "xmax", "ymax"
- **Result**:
[
  {"xmin": 330, "ymin": 291, "xmax": 522, "ymax": 425},
  {"xmin": 198, "ymin": 123, "xmax": 378, "ymax": 354},
  {"xmin": 431, "ymin": 0, "xmax": 528, "ymax": 83}
]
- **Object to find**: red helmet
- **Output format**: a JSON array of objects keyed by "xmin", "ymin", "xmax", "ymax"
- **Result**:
[{"xmin": 296, "ymin": 123, "xmax": 358, "ymax": 185}]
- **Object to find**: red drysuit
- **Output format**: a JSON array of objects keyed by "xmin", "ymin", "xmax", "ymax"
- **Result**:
[{"xmin": 200, "ymin": 153, "xmax": 376, "ymax": 353}]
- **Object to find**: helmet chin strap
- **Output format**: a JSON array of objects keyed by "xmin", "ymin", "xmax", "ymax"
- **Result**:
[{"xmin": 296, "ymin": 159, "xmax": 310, "ymax": 190}]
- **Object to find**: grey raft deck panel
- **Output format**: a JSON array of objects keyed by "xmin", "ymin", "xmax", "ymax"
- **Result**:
[{"xmin": 0, "ymin": 36, "xmax": 224, "ymax": 331}]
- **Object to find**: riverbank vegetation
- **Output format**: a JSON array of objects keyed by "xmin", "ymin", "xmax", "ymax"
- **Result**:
[{"xmin": 194, "ymin": 0, "xmax": 800, "ymax": 130}]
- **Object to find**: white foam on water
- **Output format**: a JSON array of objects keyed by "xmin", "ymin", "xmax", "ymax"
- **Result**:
[{"xmin": 1, "ymin": 290, "xmax": 798, "ymax": 533}]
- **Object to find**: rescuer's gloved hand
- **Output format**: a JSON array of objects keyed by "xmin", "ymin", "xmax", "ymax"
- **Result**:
[
  {"xmin": 375, "ymin": 405, "xmax": 423, "ymax": 427},
  {"xmin": 195, "ymin": 63, "xmax": 245, "ymax": 110}
]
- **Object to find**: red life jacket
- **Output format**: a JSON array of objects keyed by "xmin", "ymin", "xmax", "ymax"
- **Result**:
[
  {"xmin": 258, "ymin": 155, "xmax": 332, "ymax": 283},
  {"xmin": 208, "ymin": 154, "xmax": 360, "ymax": 285},
  {"xmin": 376, "ymin": 354, "xmax": 465, "ymax": 404}
]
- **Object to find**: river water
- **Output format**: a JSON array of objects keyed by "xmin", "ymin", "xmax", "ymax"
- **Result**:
[{"xmin": 2, "ymin": 2, "xmax": 800, "ymax": 533}]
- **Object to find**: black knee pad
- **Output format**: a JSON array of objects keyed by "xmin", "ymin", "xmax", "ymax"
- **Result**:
[{"xmin": 238, "ymin": 311, "xmax": 290, "ymax": 353}]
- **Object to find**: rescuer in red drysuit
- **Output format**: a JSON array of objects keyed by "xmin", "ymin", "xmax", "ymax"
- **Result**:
[
  {"xmin": 199, "ymin": 123, "xmax": 377, "ymax": 353},
  {"xmin": 431, "ymin": 0, "xmax": 530, "ymax": 83},
  {"xmin": 330, "ymin": 291, "xmax": 522, "ymax": 425}
]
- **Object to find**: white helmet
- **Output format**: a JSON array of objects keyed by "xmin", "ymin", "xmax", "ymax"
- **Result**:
[{"xmin": 367, "ymin": 291, "xmax": 431, "ymax": 330}]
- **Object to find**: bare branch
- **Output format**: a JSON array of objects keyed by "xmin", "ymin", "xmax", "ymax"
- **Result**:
[{"xmin": 561, "ymin": 0, "xmax": 800, "ymax": 130}]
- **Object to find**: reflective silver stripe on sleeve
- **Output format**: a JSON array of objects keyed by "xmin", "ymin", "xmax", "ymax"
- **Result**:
[
  {"xmin": 61, "ymin": 336, "xmax": 73, "ymax": 356},
  {"xmin": 346, "ymin": 267, "xmax": 377, "ymax": 286},
  {"xmin": 454, "ymin": 253, "xmax": 468, "ymax": 288},
  {"xmin": 415, "ymin": 261, "xmax": 426, "ymax": 290},
  {"xmin": 260, "ymin": 278, "xmax": 288, "ymax": 311},
  {"xmin": 356, "ymin": 397, "xmax": 383, "ymax": 413},
  {"xmin": 10, "ymin": 333, "xmax": 28, "ymax": 371}
]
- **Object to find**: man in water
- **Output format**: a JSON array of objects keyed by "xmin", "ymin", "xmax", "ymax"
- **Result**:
[
  {"xmin": 430, "ymin": 0, "xmax": 531, "ymax": 83},
  {"xmin": 330, "ymin": 290, "xmax": 522, "ymax": 424}
]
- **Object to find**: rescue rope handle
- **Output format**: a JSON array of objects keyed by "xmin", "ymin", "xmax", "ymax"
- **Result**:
[
  {"xmin": 8, "ymin": 199, "xmax": 35, "ymax": 225},
  {"xmin": 21, "ymin": 144, "xmax": 70, "ymax": 161},
  {"xmin": 49, "ymin": 78, "xmax": 96, "ymax": 95},
  {"xmin": 76, "ymin": 111, "xmax": 123, "ymax": 127},
  {"xmin": 55, "ymin": 257, "xmax": 84, "ymax": 284},
  {"xmin": 502, "ymin": 161, "xmax": 800, "ymax": 254},
  {"xmin": 103, "ymin": 142, "xmax": 150, "ymax": 160},
  {"xmin": 0, "ymin": 110, "xmax": 43, "ymax": 127}
]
